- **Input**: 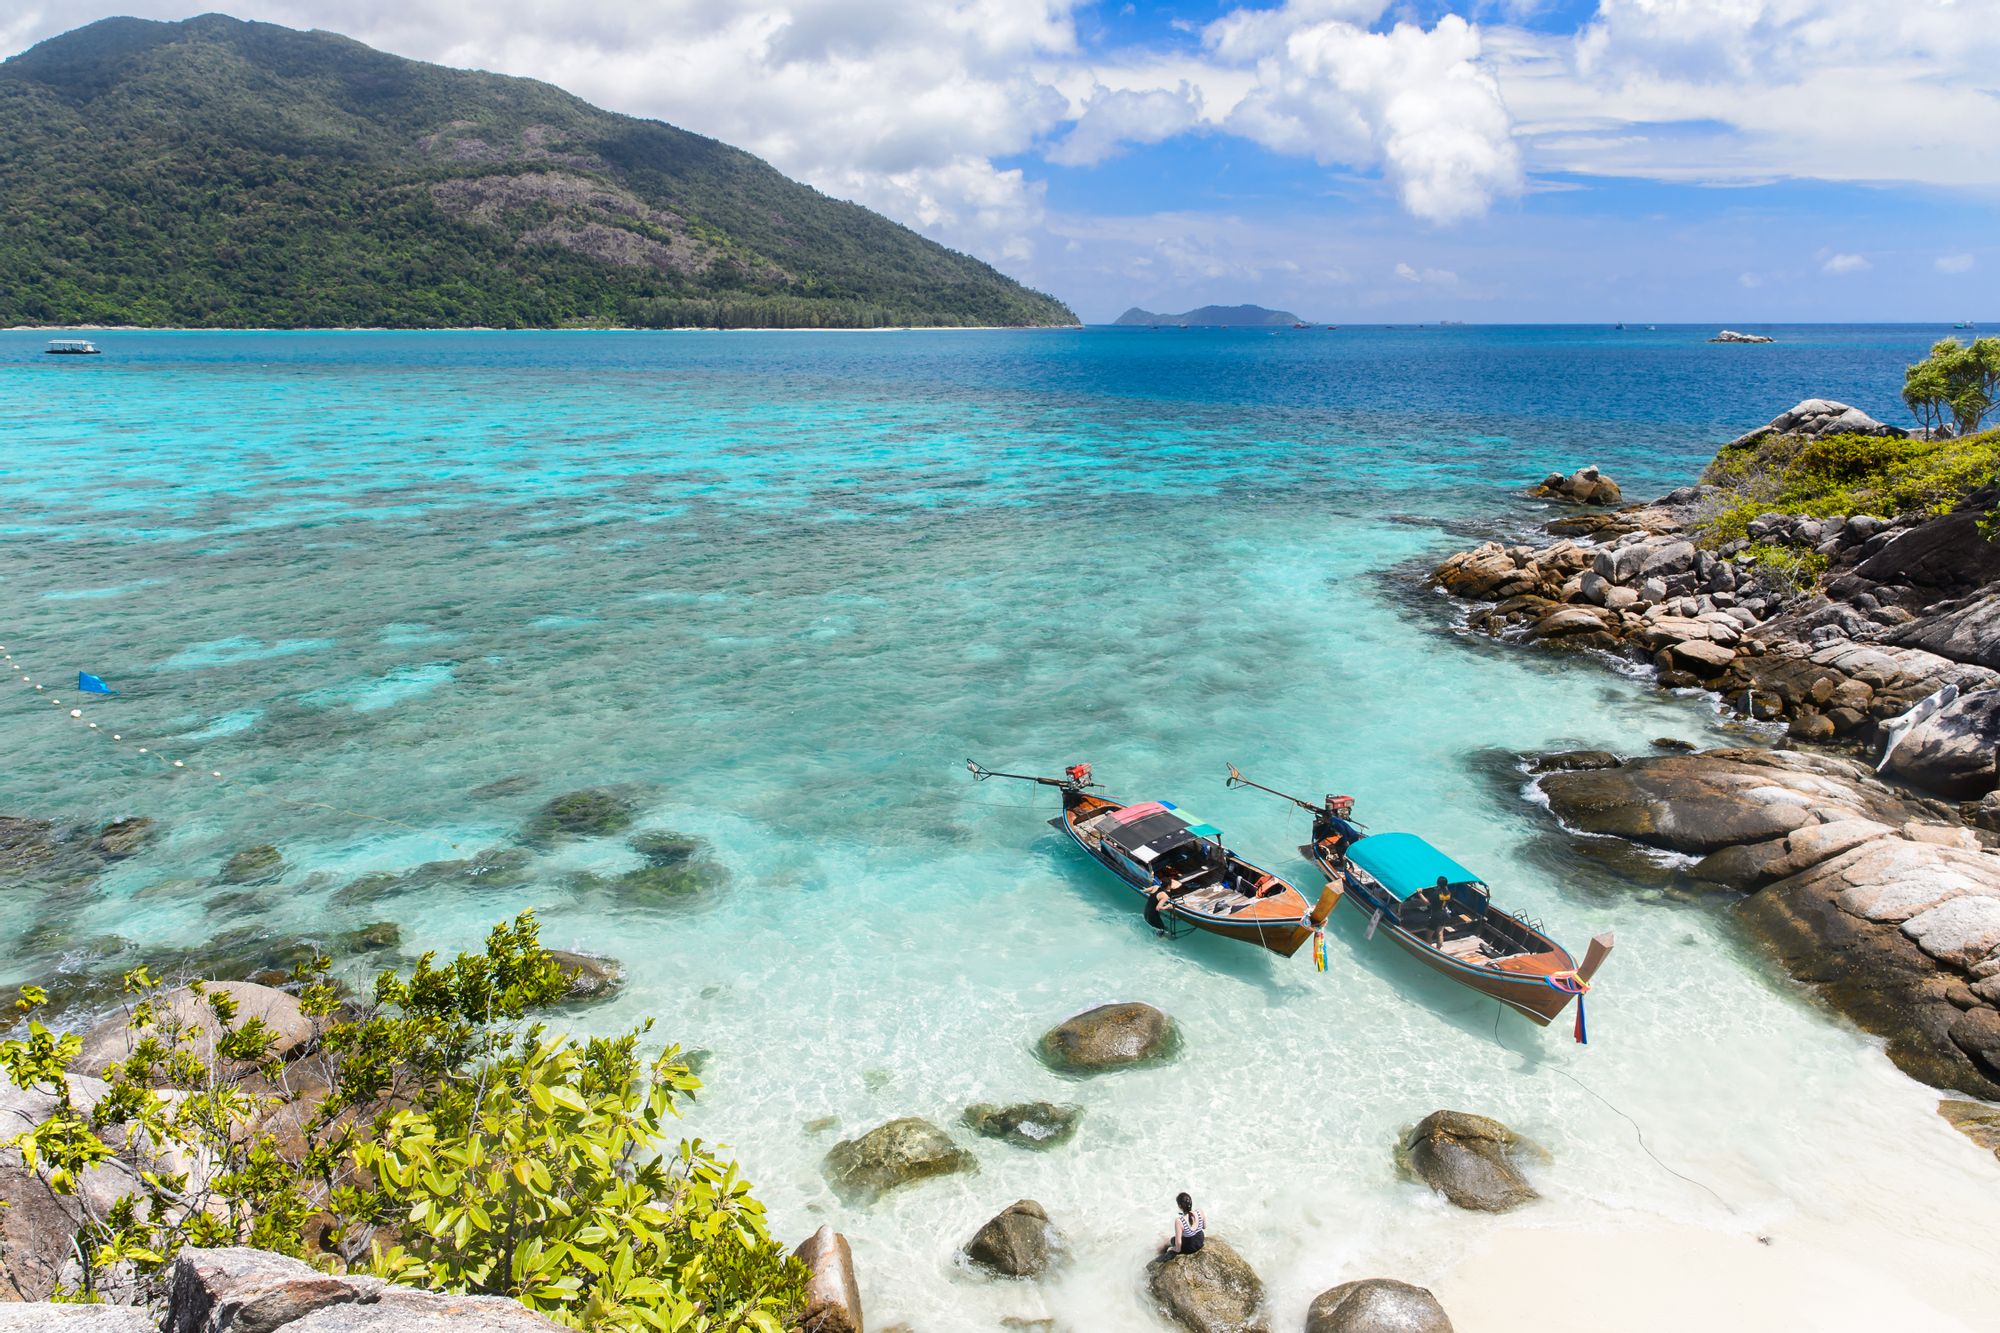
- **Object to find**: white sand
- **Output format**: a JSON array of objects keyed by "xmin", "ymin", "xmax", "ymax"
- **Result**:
[{"xmin": 1432, "ymin": 1189, "xmax": 2000, "ymax": 1333}]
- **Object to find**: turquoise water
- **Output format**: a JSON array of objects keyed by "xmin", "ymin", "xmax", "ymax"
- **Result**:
[{"xmin": 3, "ymin": 326, "xmax": 1996, "ymax": 1329}]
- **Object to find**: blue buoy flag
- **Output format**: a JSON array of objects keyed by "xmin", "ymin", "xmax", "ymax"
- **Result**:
[{"xmin": 78, "ymin": 672, "xmax": 117, "ymax": 695}]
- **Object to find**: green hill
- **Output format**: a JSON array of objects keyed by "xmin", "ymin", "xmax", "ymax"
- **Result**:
[
  {"xmin": 1113, "ymin": 304, "xmax": 1303, "ymax": 327},
  {"xmin": 0, "ymin": 14, "xmax": 1076, "ymax": 329}
]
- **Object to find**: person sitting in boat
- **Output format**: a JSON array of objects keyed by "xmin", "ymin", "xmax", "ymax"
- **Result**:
[
  {"xmin": 1312, "ymin": 795, "xmax": 1358, "ymax": 860},
  {"xmin": 1160, "ymin": 1192, "xmax": 1205, "ymax": 1256}
]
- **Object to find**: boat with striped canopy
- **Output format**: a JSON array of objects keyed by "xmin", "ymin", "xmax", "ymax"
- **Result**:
[
  {"xmin": 1226, "ymin": 765, "xmax": 1612, "ymax": 1030},
  {"xmin": 967, "ymin": 760, "xmax": 1337, "ymax": 958}
]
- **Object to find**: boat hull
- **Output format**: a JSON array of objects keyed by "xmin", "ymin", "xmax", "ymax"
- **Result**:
[
  {"xmin": 1308, "ymin": 844, "xmax": 1602, "ymax": 1025},
  {"xmin": 1056, "ymin": 795, "xmax": 1323, "ymax": 957}
]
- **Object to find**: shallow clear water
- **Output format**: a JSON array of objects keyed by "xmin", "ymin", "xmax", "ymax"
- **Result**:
[{"xmin": 2, "ymin": 326, "xmax": 1996, "ymax": 1329}]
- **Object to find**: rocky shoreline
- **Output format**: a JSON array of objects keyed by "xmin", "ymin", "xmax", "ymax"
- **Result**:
[{"xmin": 1430, "ymin": 402, "xmax": 2000, "ymax": 1108}]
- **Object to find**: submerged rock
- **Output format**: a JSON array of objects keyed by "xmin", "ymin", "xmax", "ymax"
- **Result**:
[
  {"xmin": 962, "ymin": 1199, "xmax": 1061, "ymax": 1278},
  {"xmin": 962, "ymin": 1101, "xmax": 1082, "ymax": 1150},
  {"xmin": 1306, "ymin": 1279, "xmax": 1455, "ymax": 1333},
  {"xmin": 547, "ymin": 949, "xmax": 622, "ymax": 1005},
  {"xmin": 1037, "ymin": 1002, "xmax": 1180, "ymax": 1075},
  {"xmin": 470, "ymin": 774, "xmax": 538, "ymax": 799},
  {"xmin": 629, "ymin": 831, "xmax": 703, "ymax": 866},
  {"xmin": 612, "ymin": 863, "xmax": 715, "ymax": 901},
  {"xmin": 333, "ymin": 847, "xmax": 536, "ymax": 906},
  {"xmin": 822, "ymin": 1117, "xmax": 975, "ymax": 1203},
  {"xmin": 1400, "ymin": 1110, "xmax": 1541, "ymax": 1213},
  {"xmin": 1146, "ymin": 1236, "xmax": 1268, "ymax": 1333},
  {"xmin": 526, "ymin": 788, "xmax": 636, "ymax": 841},
  {"xmin": 218, "ymin": 845, "xmax": 284, "ymax": 884},
  {"xmin": 794, "ymin": 1226, "xmax": 863, "ymax": 1333},
  {"xmin": 92, "ymin": 817, "xmax": 157, "ymax": 861}
]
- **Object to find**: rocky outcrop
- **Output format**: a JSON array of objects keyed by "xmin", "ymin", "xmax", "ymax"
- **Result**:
[
  {"xmin": 961, "ymin": 1199, "xmax": 1061, "ymax": 1278},
  {"xmin": 0, "ymin": 1307, "xmax": 155, "ymax": 1330},
  {"xmin": 1709, "ymin": 330, "xmax": 1774, "ymax": 344},
  {"xmin": 961, "ymin": 1101, "xmax": 1081, "ymax": 1150},
  {"xmin": 1939, "ymin": 1099, "xmax": 2000, "ymax": 1162},
  {"xmin": 156, "ymin": 1246, "xmax": 562, "ymax": 1330},
  {"xmin": 1399, "ymin": 1111, "xmax": 1540, "ymax": 1213},
  {"xmin": 1036, "ymin": 1003, "xmax": 1180, "ymax": 1075},
  {"xmin": 1725, "ymin": 398, "xmax": 1904, "ymax": 447},
  {"xmin": 794, "ymin": 1226, "xmax": 864, "ymax": 1333},
  {"xmin": 822, "ymin": 1118, "xmax": 975, "ymax": 1204},
  {"xmin": 75, "ymin": 980, "xmax": 314, "ymax": 1080},
  {"xmin": 1884, "ymin": 689, "xmax": 2000, "ymax": 797},
  {"xmin": 1305, "ymin": 1279, "xmax": 1455, "ymax": 1333},
  {"xmin": 1530, "ymin": 466, "xmax": 1622, "ymax": 506},
  {"xmin": 1146, "ymin": 1237, "xmax": 1267, "ymax": 1333},
  {"xmin": 1531, "ymin": 747, "xmax": 2000, "ymax": 1098},
  {"xmin": 1430, "ymin": 486, "xmax": 2000, "ymax": 790}
]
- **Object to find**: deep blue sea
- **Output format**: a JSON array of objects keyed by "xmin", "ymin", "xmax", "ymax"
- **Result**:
[{"xmin": 2, "ymin": 325, "xmax": 1994, "ymax": 1330}]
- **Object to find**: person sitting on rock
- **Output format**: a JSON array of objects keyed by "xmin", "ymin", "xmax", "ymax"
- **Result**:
[{"xmin": 1161, "ymin": 1191, "xmax": 1205, "ymax": 1256}]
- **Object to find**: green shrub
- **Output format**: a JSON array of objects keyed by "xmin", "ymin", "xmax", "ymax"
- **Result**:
[
  {"xmin": 1690, "ymin": 428, "xmax": 2000, "ymax": 548},
  {"xmin": 1738, "ymin": 543, "xmax": 1828, "ymax": 595},
  {"xmin": 0, "ymin": 914, "xmax": 806, "ymax": 1331}
]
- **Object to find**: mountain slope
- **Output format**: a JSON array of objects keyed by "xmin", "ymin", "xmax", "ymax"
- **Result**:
[
  {"xmin": 0, "ymin": 14, "xmax": 1075, "ymax": 329},
  {"xmin": 1113, "ymin": 304, "xmax": 1303, "ymax": 327}
]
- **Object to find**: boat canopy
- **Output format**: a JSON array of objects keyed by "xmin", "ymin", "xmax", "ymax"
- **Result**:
[
  {"xmin": 1100, "ymin": 804, "xmax": 1217, "ymax": 866},
  {"xmin": 1346, "ymin": 832, "xmax": 1481, "ymax": 901}
]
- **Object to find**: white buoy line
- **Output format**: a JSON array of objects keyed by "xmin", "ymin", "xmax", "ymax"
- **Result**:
[
  {"xmin": 2, "ymin": 642, "xmax": 223, "ymax": 779},
  {"xmin": 0, "ymin": 640, "xmax": 457, "ymax": 845}
]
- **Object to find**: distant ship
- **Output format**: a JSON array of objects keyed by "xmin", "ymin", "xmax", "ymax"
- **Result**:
[{"xmin": 45, "ymin": 338, "xmax": 101, "ymax": 355}]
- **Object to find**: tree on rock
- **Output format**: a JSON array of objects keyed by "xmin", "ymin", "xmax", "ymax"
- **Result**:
[{"xmin": 1903, "ymin": 337, "xmax": 2000, "ymax": 437}]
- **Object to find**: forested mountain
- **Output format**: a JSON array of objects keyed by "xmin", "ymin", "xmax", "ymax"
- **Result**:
[
  {"xmin": 1114, "ymin": 305, "xmax": 1304, "ymax": 327},
  {"xmin": 0, "ymin": 15, "xmax": 1076, "ymax": 329}
]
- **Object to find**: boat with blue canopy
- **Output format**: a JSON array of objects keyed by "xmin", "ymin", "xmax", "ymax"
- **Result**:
[
  {"xmin": 1227, "ymin": 765, "xmax": 1612, "ymax": 1033},
  {"xmin": 967, "ymin": 760, "xmax": 1337, "ymax": 959}
]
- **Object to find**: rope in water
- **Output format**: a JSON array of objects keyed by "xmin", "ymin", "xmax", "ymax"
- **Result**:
[
  {"xmin": 1, "ymin": 640, "xmax": 459, "ymax": 847},
  {"xmin": 1492, "ymin": 1004, "xmax": 1735, "ymax": 1213}
]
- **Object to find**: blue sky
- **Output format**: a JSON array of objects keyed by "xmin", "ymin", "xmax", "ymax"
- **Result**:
[{"xmin": 6, "ymin": 0, "xmax": 1998, "ymax": 321}]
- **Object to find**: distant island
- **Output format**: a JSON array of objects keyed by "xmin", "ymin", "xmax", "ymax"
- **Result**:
[
  {"xmin": 0, "ymin": 15, "xmax": 1077, "ymax": 330},
  {"xmin": 1114, "ymin": 304, "xmax": 1305, "ymax": 327}
]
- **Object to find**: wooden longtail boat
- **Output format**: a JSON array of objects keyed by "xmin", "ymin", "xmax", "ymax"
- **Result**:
[
  {"xmin": 968, "ymin": 761, "xmax": 1338, "ymax": 959},
  {"xmin": 1226, "ymin": 766, "xmax": 1613, "ymax": 1030}
]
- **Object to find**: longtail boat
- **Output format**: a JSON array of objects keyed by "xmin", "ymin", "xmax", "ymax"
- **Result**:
[
  {"xmin": 1226, "ymin": 766, "xmax": 1613, "ymax": 1034},
  {"xmin": 968, "ymin": 760, "xmax": 1338, "ymax": 959}
]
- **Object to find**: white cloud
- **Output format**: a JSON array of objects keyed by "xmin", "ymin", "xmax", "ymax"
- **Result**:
[
  {"xmin": 1739, "ymin": 272, "xmax": 1763, "ymax": 288},
  {"xmin": 1047, "ymin": 83, "xmax": 1204, "ymax": 166},
  {"xmin": 1821, "ymin": 253, "xmax": 1870, "ymax": 275},
  {"xmin": 1395, "ymin": 261, "xmax": 1460, "ymax": 285},
  {"xmin": 1204, "ymin": 4, "xmax": 1524, "ymax": 223},
  {"xmin": 1497, "ymin": 0, "xmax": 2000, "ymax": 189},
  {"xmin": 1936, "ymin": 253, "xmax": 1975, "ymax": 273}
]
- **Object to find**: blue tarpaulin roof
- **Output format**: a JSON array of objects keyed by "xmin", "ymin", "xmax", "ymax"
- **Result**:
[{"xmin": 1346, "ymin": 832, "xmax": 1481, "ymax": 901}]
